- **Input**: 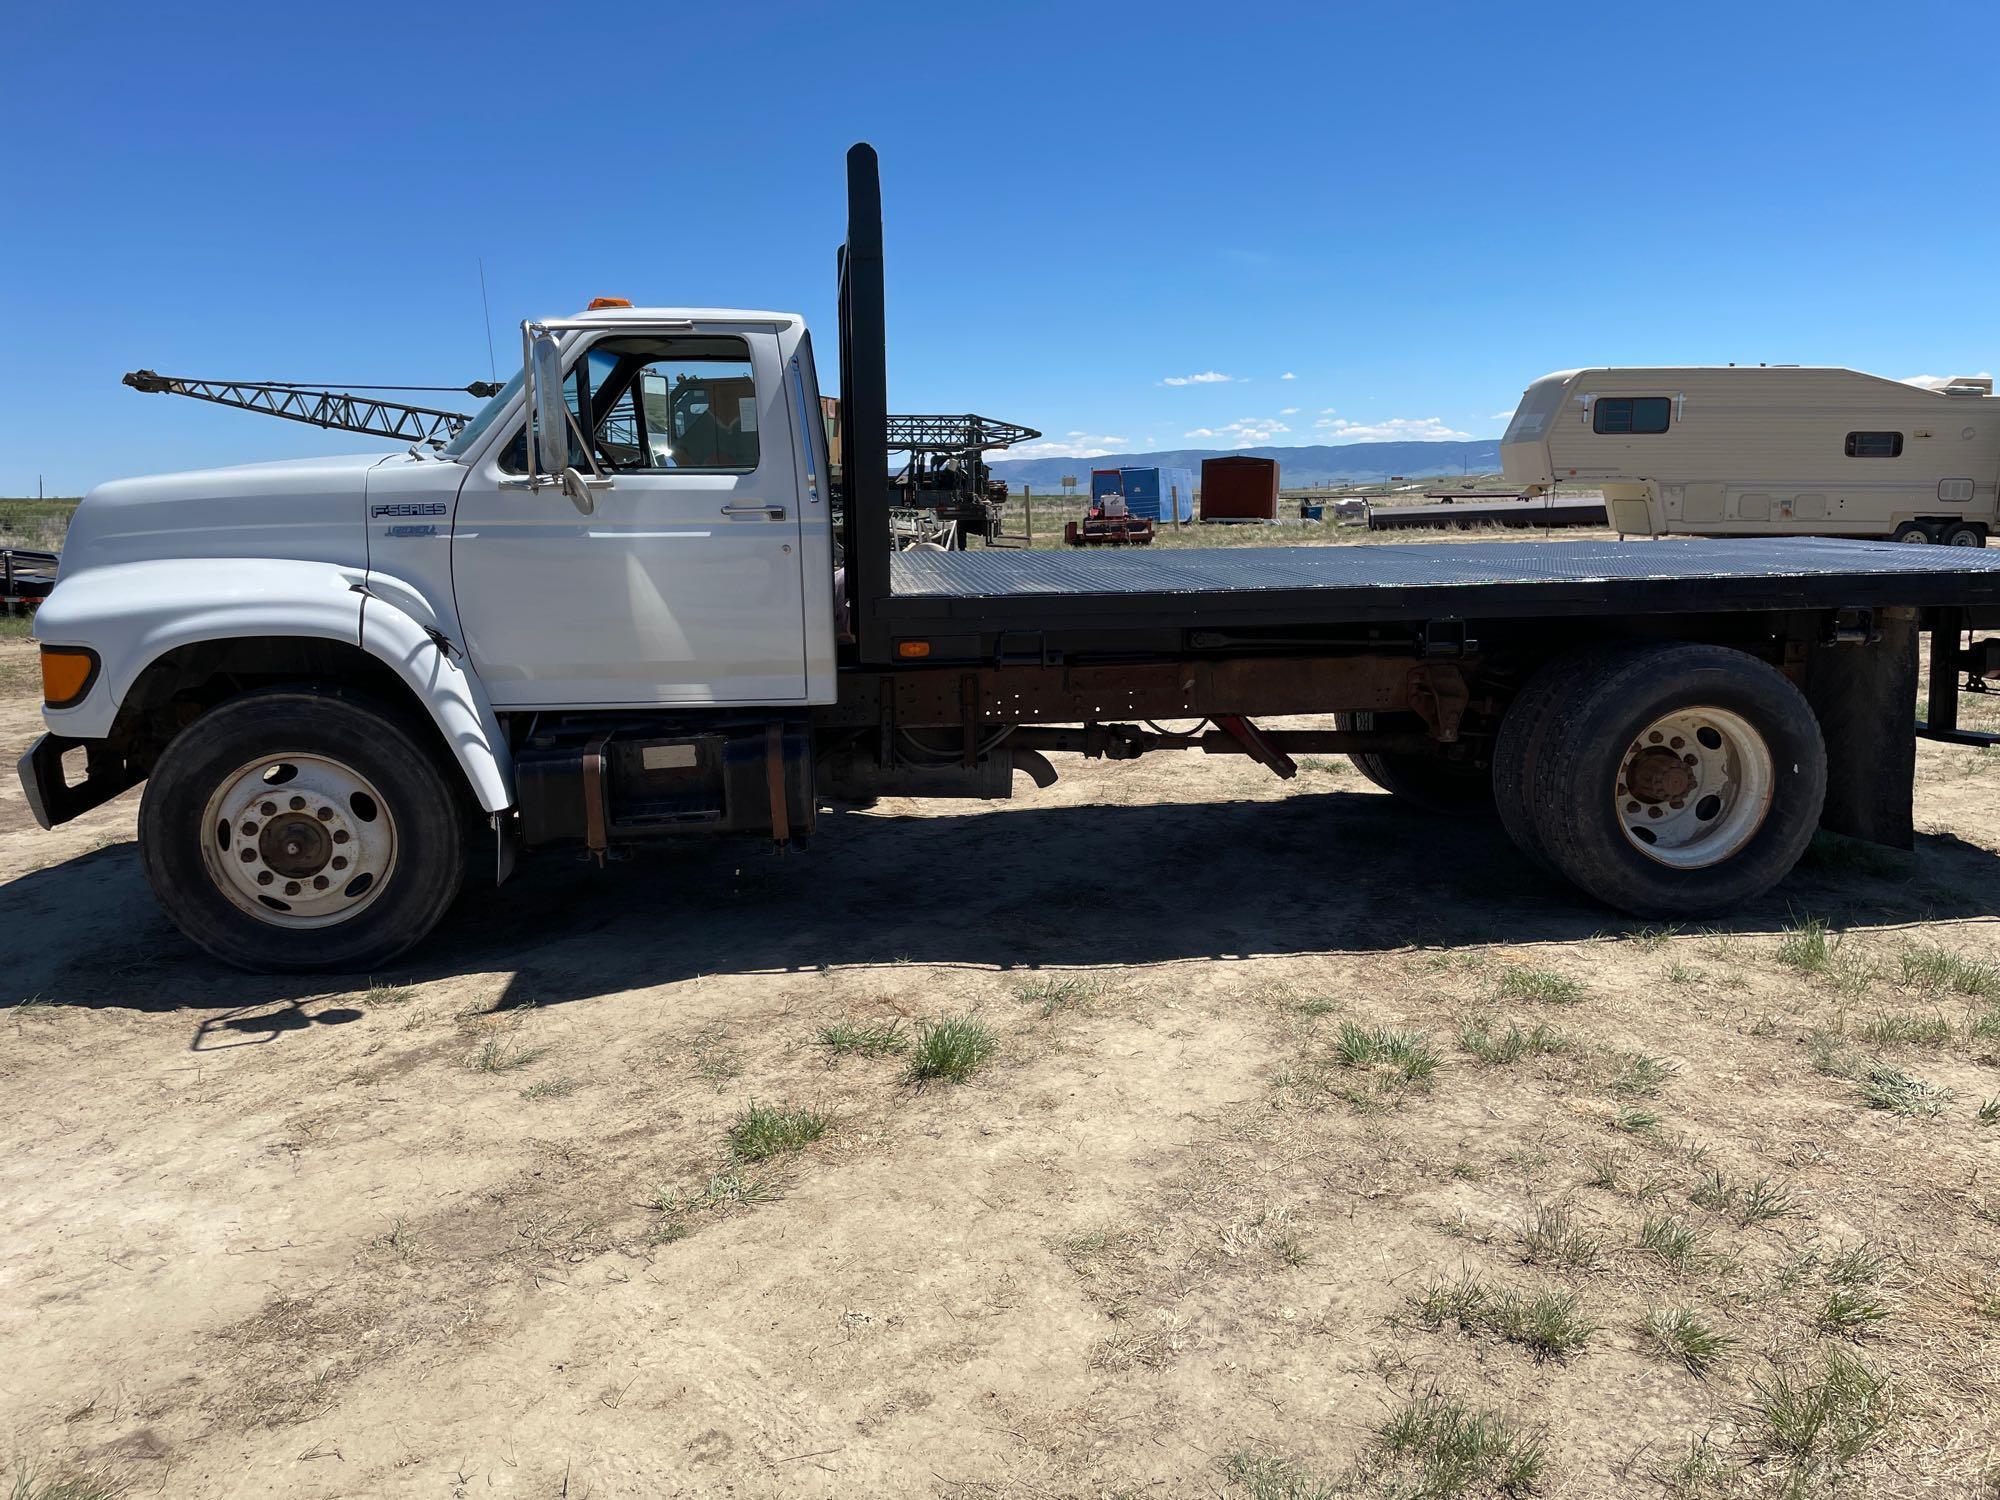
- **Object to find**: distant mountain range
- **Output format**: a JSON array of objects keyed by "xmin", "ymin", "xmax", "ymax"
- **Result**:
[{"xmin": 989, "ymin": 439, "xmax": 1502, "ymax": 490}]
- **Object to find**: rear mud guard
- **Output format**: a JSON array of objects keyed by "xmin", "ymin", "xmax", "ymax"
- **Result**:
[{"xmin": 1799, "ymin": 612, "xmax": 1918, "ymax": 850}]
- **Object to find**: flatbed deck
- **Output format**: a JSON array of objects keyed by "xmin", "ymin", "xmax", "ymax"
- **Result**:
[{"xmin": 880, "ymin": 536, "xmax": 2000, "ymax": 635}]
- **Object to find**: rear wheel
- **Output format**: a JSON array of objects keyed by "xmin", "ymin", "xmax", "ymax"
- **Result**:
[
  {"xmin": 1493, "ymin": 647, "xmax": 1629, "ymax": 875},
  {"xmin": 1943, "ymin": 523, "xmax": 1985, "ymax": 547},
  {"xmin": 1521, "ymin": 643, "xmax": 1825, "ymax": 918},
  {"xmin": 139, "ymin": 688, "xmax": 467, "ymax": 972},
  {"xmin": 1892, "ymin": 522, "xmax": 1935, "ymax": 544},
  {"xmin": 1336, "ymin": 710, "xmax": 1492, "ymax": 815}
]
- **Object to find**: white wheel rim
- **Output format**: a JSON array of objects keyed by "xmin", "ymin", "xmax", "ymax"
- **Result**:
[
  {"xmin": 1898, "ymin": 529, "xmax": 1929, "ymax": 543},
  {"xmin": 1949, "ymin": 530, "xmax": 1981, "ymax": 547},
  {"xmin": 199, "ymin": 753, "xmax": 398, "ymax": 927},
  {"xmin": 1613, "ymin": 706, "xmax": 1774, "ymax": 869}
]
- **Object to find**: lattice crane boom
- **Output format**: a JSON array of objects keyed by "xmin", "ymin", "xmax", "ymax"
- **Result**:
[{"xmin": 122, "ymin": 370, "xmax": 503, "ymax": 445}]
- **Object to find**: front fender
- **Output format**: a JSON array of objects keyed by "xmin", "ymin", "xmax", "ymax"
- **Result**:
[{"xmin": 34, "ymin": 559, "xmax": 514, "ymax": 813}]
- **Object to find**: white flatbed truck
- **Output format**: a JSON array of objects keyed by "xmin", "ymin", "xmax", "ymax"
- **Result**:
[{"xmin": 20, "ymin": 145, "xmax": 2000, "ymax": 972}]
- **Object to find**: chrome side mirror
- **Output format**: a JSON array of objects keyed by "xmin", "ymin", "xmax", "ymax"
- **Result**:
[{"xmin": 528, "ymin": 328, "xmax": 567, "ymax": 477}]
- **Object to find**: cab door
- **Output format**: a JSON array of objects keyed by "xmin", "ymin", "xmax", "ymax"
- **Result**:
[{"xmin": 450, "ymin": 325, "xmax": 806, "ymax": 708}]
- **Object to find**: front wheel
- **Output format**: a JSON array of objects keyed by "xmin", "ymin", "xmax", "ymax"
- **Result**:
[
  {"xmin": 1521, "ymin": 643, "xmax": 1826, "ymax": 918},
  {"xmin": 138, "ymin": 688, "xmax": 467, "ymax": 972}
]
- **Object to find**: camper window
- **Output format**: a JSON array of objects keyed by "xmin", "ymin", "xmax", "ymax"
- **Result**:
[
  {"xmin": 1593, "ymin": 397, "xmax": 1671, "ymax": 435},
  {"xmin": 1844, "ymin": 431, "xmax": 1904, "ymax": 459}
]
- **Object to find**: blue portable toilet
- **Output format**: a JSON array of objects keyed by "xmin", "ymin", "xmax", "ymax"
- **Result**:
[{"xmin": 1117, "ymin": 466, "xmax": 1195, "ymax": 523}]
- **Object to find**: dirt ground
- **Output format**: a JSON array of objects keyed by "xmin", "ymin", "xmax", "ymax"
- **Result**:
[{"xmin": 3, "ymin": 629, "xmax": 1999, "ymax": 1499}]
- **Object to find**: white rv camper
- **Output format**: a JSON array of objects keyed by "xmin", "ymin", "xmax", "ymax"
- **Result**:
[{"xmin": 1500, "ymin": 367, "xmax": 2000, "ymax": 544}]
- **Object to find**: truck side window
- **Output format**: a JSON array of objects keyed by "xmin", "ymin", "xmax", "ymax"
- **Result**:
[
  {"xmin": 498, "ymin": 336, "xmax": 759, "ymax": 473},
  {"xmin": 1845, "ymin": 431, "xmax": 1904, "ymax": 458},
  {"xmin": 1593, "ymin": 397, "xmax": 1671, "ymax": 435}
]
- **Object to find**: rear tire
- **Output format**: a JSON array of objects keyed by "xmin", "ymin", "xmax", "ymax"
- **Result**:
[
  {"xmin": 1336, "ymin": 710, "xmax": 1493, "ymax": 815},
  {"xmin": 1525, "ymin": 643, "xmax": 1825, "ymax": 918},
  {"xmin": 1943, "ymin": 523, "xmax": 1985, "ymax": 547},
  {"xmin": 1492, "ymin": 647, "xmax": 1632, "ymax": 876},
  {"xmin": 138, "ymin": 688, "xmax": 467, "ymax": 973},
  {"xmin": 1892, "ymin": 522, "xmax": 1934, "ymax": 544}
]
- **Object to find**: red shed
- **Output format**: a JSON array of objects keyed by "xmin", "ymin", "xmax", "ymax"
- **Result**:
[{"xmin": 1200, "ymin": 456, "xmax": 1280, "ymax": 522}]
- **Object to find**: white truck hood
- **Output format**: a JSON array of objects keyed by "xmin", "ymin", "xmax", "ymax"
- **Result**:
[{"xmin": 59, "ymin": 452, "xmax": 392, "ymax": 577}]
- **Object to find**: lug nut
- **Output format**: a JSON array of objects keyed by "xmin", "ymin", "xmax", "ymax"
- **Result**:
[
  {"xmin": 260, "ymin": 801, "xmax": 276, "ymax": 816},
  {"xmin": 239, "ymin": 847, "xmax": 256, "ymax": 863},
  {"xmin": 284, "ymin": 881, "xmax": 301, "ymax": 896},
  {"xmin": 289, "ymin": 795, "xmax": 306, "ymax": 811},
  {"xmin": 239, "ymin": 820, "xmax": 257, "ymax": 836},
  {"xmin": 1648, "ymin": 806, "xmax": 1663, "ymax": 818},
  {"xmin": 331, "ymin": 856, "xmax": 348, "ymax": 871},
  {"xmin": 316, "ymin": 806, "xmax": 334, "ymax": 821},
  {"xmin": 333, "ymin": 830, "xmax": 350, "ymax": 845},
  {"xmin": 257, "ymin": 871, "xmax": 273, "ymax": 886},
  {"xmin": 312, "ymin": 876, "xmax": 329, "ymax": 891},
  {"xmin": 1669, "ymin": 799, "xmax": 1685, "ymax": 810},
  {"xmin": 1625, "ymin": 800, "xmax": 1640, "ymax": 813},
  {"xmin": 1669, "ymin": 735, "xmax": 1685, "ymax": 750},
  {"xmin": 1649, "ymin": 730, "xmax": 1663, "ymax": 743}
]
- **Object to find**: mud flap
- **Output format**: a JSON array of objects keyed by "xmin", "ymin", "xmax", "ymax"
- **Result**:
[{"xmin": 1799, "ymin": 613, "xmax": 1917, "ymax": 850}]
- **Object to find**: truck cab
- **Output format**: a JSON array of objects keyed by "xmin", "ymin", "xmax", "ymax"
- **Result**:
[{"xmin": 22, "ymin": 305, "xmax": 842, "ymax": 970}]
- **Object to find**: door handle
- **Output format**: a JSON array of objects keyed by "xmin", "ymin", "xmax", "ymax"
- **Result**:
[{"xmin": 720, "ymin": 502, "xmax": 787, "ymax": 519}]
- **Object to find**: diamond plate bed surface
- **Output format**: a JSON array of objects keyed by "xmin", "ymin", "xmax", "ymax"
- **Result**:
[{"xmin": 888, "ymin": 537, "xmax": 2000, "ymax": 599}]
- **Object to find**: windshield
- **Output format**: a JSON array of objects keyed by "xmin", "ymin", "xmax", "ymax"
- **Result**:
[{"xmin": 440, "ymin": 368, "xmax": 526, "ymax": 458}]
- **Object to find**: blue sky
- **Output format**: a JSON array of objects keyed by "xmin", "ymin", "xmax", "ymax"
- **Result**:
[{"xmin": 6, "ymin": 1, "xmax": 1997, "ymax": 492}]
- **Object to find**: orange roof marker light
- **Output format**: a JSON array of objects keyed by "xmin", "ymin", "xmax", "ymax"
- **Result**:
[{"xmin": 588, "ymin": 297, "xmax": 633, "ymax": 309}]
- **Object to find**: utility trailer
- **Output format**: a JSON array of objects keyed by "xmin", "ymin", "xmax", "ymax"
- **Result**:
[
  {"xmin": 19, "ymin": 143, "xmax": 2000, "ymax": 973},
  {"xmin": 2, "ymin": 547, "xmax": 58, "ymax": 616}
]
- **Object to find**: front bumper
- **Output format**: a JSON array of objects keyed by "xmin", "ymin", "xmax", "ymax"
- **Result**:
[{"xmin": 16, "ymin": 733, "xmax": 142, "ymax": 830}]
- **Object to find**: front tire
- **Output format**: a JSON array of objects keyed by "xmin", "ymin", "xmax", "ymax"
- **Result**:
[
  {"xmin": 139, "ymin": 688, "xmax": 467, "ymax": 972},
  {"xmin": 1522, "ymin": 644, "xmax": 1824, "ymax": 918}
]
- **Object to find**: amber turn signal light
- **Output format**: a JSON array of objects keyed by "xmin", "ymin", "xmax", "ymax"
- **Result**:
[
  {"xmin": 39, "ymin": 645, "xmax": 99, "ymax": 710},
  {"xmin": 896, "ymin": 640, "xmax": 931, "ymax": 659}
]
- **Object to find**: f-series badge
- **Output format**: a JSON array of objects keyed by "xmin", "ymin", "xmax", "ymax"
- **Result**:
[{"xmin": 370, "ymin": 502, "xmax": 448, "ymax": 518}]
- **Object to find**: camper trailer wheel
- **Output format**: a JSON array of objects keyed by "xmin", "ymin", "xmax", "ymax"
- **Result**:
[
  {"xmin": 1336, "ymin": 710, "xmax": 1492, "ymax": 816},
  {"xmin": 1526, "ymin": 644, "xmax": 1825, "ymax": 918},
  {"xmin": 1891, "ymin": 522, "xmax": 1935, "ymax": 544},
  {"xmin": 1943, "ymin": 523, "xmax": 1986, "ymax": 547}
]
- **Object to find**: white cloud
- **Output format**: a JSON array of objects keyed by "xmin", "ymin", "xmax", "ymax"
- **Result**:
[
  {"xmin": 1319, "ymin": 407, "xmax": 1337, "ymax": 415},
  {"xmin": 1280, "ymin": 372, "xmax": 1297, "ymax": 380},
  {"xmin": 1279, "ymin": 406, "xmax": 1299, "ymax": 416},
  {"xmin": 1903, "ymin": 371, "xmax": 1992, "ymax": 389},
  {"xmin": 1184, "ymin": 416, "xmax": 1292, "ymax": 446},
  {"xmin": 1009, "ymin": 433, "xmax": 1129, "ymax": 460},
  {"xmin": 1490, "ymin": 409, "xmax": 1516, "ymax": 421},
  {"xmin": 1160, "ymin": 371, "xmax": 1234, "ymax": 386},
  {"xmin": 1312, "ymin": 415, "xmax": 1474, "ymax": 443}
]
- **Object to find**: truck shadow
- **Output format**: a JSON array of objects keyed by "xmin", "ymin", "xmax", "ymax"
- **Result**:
[{"xmin": 3, "ymin": 791, "xmax": 1996, "ymax": 1040}]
